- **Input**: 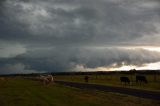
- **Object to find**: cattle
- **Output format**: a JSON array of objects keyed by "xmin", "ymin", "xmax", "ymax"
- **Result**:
[
  {"xmin": 120, "ymin": 76, "xmax": 130, "ymax": 84},
  {"xmin": 39, "ymin": 75, "xmax": 54, "ymax": 85},
  {"xmin": 84, "ymin": 76, "xmax": 89, "ymax": 83},
  {"xmin": 136, "ymin": 75, "xmax": 147, "ymax": 83}
]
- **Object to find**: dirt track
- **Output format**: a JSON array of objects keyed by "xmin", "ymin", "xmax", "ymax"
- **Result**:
[{"xmin": 55, "ymin": 81, "xmax": 160, "ymax": 100}]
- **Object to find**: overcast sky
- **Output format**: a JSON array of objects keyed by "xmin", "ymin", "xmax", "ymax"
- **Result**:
[{"xmin": 0, "ymin": 0, "xmax": 160, "ymax": 74}]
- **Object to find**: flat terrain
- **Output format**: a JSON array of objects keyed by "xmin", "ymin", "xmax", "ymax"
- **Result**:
[
  {"xmin": 0, "ymin": 77, "xmax": 160, "ymax": 106},
  {"xmin": 55, "ymin": 74, "xmax": 160, "ymax": 91},
  {"xmin": 56, "ymin": 80, "xmax": 160, "ymax": 100}
]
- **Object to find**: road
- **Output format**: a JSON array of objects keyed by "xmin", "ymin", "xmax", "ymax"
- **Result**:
[{"xmin": 55, "ymin": 81, "xmax": 160, "ymax": 100}]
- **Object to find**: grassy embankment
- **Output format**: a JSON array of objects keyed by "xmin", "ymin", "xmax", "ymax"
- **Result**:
[
  {"xmin": 55, "ymin": 74, "xmax": 160, "ymax": 91},
  {"xmin": 0, "ymin": 77, "xmax": 159, "ymax": 106}
]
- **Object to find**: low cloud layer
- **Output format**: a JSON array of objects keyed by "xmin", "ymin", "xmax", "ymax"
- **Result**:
[
  {"xmin": 1, "ymin": 47, "xmax": 160, "ymax": 73},
  {"xmin": 0, "ymin": 0, "xmax": 160, "ymax": 74},
  {"xmin": 0, "ymin": 63, "xmax": 38, "ymax": 74}
]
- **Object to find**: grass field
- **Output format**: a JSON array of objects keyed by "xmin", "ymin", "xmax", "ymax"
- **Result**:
[
  {"xmin": 0, "ymin": 77, "xmax": 159, "ymax": 106},
  {"xmin": 54, "ymin": 74, "xmax": 160, "ymax": 91}
]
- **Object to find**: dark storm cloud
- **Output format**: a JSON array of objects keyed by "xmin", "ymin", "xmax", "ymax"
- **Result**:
[
  {"xmin": 1, "ymin": 47, "xmax": 160, "ymax": 73},
  {"xmin": 0, "ymin": 0, "xmax": 159, "ymax": 45},
  {"xmin": 0, "ymin": 0, "xmax": 160, "ymax": 73}
]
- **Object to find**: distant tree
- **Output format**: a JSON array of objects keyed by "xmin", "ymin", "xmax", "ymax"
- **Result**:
[{"xmin": 129, "ymin": 69, "xmax": 136, "ymax": 72}]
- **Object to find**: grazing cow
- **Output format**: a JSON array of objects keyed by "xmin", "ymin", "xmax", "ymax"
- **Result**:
[
  {"xmin": 84, "ymin": 76, "xmax": 89, "ymax": 83},
  {"xmin": 47, "ymin": 75, "xmax": 54, "ymax": 82},
  {"xmin": 39, "ymin": 75, "xmax": 54, "ymax": 85},
  {"xmin": 120, "ymin": 76, "xmax": 130, "ymax": 84},
  {"xmin": 136, "ymin": 75, "xmax": 147, "ymax": 83}
]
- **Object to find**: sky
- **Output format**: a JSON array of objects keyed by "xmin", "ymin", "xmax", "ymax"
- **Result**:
[{"xmin": 0, "ymin": 0, "xmax": 160, "ymax": 74}]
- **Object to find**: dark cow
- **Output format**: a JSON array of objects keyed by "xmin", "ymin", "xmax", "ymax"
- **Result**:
[
  {"xmin": 136, "ymin": 75, "xmax": 148, "ymax": 83},
  {"xmin": 120, "ymin": 77, "xmax": 130, "ymax": 84},
  {"xmin": 84, "ymin": 76, "xmax": 89, "ymax": 83}
]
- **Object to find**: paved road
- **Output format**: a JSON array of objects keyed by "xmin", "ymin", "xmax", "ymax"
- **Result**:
[{"xmin": 55, "ymin": 81, "xmax": 160, "ymax": 100}]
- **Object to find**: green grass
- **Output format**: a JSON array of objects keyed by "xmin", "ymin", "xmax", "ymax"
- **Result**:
[
  {"xmin": 55, "ymin": 74, "xmax": 160, "ymax": 91},
  {"xmin": 0, "ymin": 77, "xmax": 159, "ymax": 106}
]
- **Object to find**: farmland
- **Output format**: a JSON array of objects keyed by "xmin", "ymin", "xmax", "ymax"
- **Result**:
[
  {"xmin": 0, "ymin": 77, "xmax": 159, "ymax": 106},
  {"xmin": 54, "ymin": 71, "xmax": 160, "ymax": 91}
]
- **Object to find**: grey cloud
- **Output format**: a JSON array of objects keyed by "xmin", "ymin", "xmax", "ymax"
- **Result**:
[
  {"xmin": 0, "ymin": 63, "xmax": 38, "ymax": 75},
  {"xmin": 0, "ymin": 47, "xmax": 159, "ymax": 73},
  {"xmin": 0, "ymin": 41, "xmax": 26, "ymax": 58},
  {"xmin": 0, "ymin": 0, "xmax": 160, "ymax": 74},
  {"xmin": 74, "ymin": 48, "xmax": 160, "ymax": 68},
  {"xmin": 0, "ymin": 0, "xmax": 159, "ymax": 46}
]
